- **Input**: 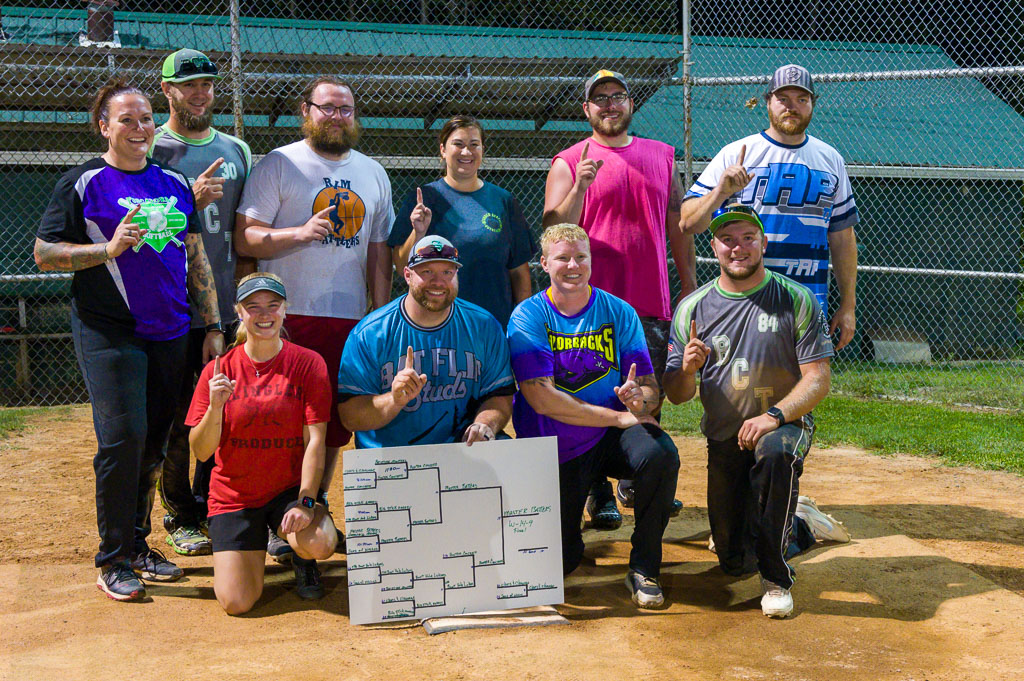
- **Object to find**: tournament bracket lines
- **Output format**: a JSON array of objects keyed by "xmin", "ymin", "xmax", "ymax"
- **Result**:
[{"xmin": 342, "ymin": 437, "xmax": 563, "ymax": 625}]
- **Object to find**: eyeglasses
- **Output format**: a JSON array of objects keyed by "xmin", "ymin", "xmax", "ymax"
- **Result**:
[
  {"xmin": 306, "ymin": 102, "xmax": 356, "ymax": 118},
  {"xmin": 588, "ymin": 92, "xmax": 629, "ymax": 106},
  {"xmin": 175, "ymin": 57, "xmax": 219, "ymax": 78}
]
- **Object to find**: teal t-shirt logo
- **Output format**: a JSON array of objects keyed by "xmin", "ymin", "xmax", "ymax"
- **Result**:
[{"xmin": 118, "ymin": 197, "xmax": 188, "ymax": 252}]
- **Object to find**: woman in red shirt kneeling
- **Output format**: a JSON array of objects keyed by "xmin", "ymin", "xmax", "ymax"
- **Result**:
[{"xmin": 187, "ymin": 272, "xmax": 337, "ymax": 615}]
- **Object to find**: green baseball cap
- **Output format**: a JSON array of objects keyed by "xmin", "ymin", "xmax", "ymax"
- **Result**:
[
  {"xmin": 709, "ymin": 203, "xmax": 765, "ymax": 236},
  {"xmin": 161, "ymin": 49, "xmax": 221, "ymax": 83}
]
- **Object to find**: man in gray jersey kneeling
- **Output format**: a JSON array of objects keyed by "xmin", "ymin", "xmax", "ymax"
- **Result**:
[{"xmin": 663, "ymin": 203, "xmax": 849, "ymax": 619}]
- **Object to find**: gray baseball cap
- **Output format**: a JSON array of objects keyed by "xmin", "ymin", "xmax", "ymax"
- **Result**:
[
  {"xmin": 162, "ymin": 49, "xmax": 221, "ymax": 83},
  {"xmin": 583, "ymin": 70, "xmax": 629, "ymax": 100},
  {"xmin": 766, "ymin": 64, "xmax": 815, "ymax": 97},
  {"xmin": 236, "ymin": 275, "xmax": 287, "ymax": 303},
  {"xmin": 407, "ymin": 235, "xmax": 462, "ymax": 269}
]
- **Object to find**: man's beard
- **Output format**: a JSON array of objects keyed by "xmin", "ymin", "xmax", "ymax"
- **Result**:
[
  {"xmin": 588, "ymin": 107, "xmax": 632, "ymax": 137},
  {"xmin": 721, "ymin": 252, "xmax": 763, "ymax": 282},
  {"xmin": 303, "ymin": 116, "xmax": 361, "ymax": 155},
  {"xmin": 769, "ymin": 108, "xmax": 812, "ymax": 137},
  {"xmin": 410, "ymin": 282, "xmax": 456, "ymax": 313},
  {"xmin": 170, "ymin": 97, "xmax": 213, "ymax": 132}
]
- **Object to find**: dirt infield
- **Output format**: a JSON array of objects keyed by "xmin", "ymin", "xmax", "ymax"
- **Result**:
[{"xmin": 2, "ymin": 405, "xmax": 1023, "ymax": 680}]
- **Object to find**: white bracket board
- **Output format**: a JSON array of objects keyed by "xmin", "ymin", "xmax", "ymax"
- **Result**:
[{"xmin": 343, "ymin": 436, "xmax": 563, "ymax": 625}]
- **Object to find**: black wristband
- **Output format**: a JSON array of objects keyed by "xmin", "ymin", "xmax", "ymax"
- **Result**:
[
  {"xmin": 205, "ymin": 321, "xmax": 223, "ymax": 333},
  {"xmin": 766, "ymin": 406, "xmax": 786, "ymax": 427}
]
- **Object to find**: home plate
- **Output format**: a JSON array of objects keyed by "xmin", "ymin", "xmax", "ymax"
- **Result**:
[{"xmin": 421, "ymin": 606, "xmax": 569, "ymax": 634}]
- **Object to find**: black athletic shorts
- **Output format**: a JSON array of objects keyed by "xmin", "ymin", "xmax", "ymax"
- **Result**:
[{"xmin": 208, "ymin": 486, "xmax": 300, "ymax": 552}]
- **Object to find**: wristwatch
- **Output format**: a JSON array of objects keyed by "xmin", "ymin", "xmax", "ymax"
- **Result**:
[
  {"xmin": 766, "ymin": 406, "xmax": 786, "ymax": 427},
  {"xmin": 205, "ymin": 321, "xmax": 224, "ymax": 334},
  {"xmin": 300, "ymin": 496, "xmax": 316, "ymax": 509}
]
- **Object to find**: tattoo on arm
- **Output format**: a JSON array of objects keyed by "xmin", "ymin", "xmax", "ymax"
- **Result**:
[
  {"xmin": 521, "ymin": 376, "xmax": 554, "ymax": 388},
  {"xmin": 669, "ymin": 162, "xmax": 685, "ymax": 206},
  {"xmin": 185, "ymin": 234, "xmax": 221, "ymax": 325},
  {"xmin": 636, "ymin": 374, "xmax": 660, "ymax": 414},
  {"xmin": 34, "ymin": 238, "xmax": 108, "ymax": 272}
]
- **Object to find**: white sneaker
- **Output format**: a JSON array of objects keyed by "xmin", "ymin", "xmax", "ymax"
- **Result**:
[
  {"xmin": 707, "ymin": 533, "xmax": 716, "ymax": 554},
  {"xmin": 760, "ymin": 578, "xmax": 794, "ymax": 618},
  {"xmin": 796, "ymin": 496, "xmax": 851, "ymax": 543}
]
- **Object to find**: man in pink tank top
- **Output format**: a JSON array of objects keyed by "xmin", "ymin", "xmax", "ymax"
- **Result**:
[{"xmin": 544, "ymin": 70, "xmax": 696, "ymax": 528}]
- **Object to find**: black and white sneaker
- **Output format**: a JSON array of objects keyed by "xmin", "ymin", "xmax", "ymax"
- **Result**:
[
  {"xmin": 625, "ymin": 570, "xmax": 666, "ymax": 609},
  {"xmin": 293, "ymin": 557, "xmax": 325, "ymax": 600},
  {"xmin": 267, "ymin": 529, "xmax": 295, "ymax": 565},
  {"xmin": 131, "ymin": 547, "xmax": 184, "ymax": 582}
]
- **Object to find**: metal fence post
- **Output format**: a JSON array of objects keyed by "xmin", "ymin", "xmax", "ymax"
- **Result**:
[
  {"xmin": 229, "ymin": 0, "xmax": 243, "ymax": 138},
  {"xmin": 681, "ymin": 0, "xmax": 693, "ymax": 189}
]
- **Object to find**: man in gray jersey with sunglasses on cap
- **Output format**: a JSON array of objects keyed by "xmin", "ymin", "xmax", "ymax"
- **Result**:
[
  {"xmin": 664, "ymin": 203, "xmax": 849, "ymax": 619},
  {"xmin": 151, "ymin": 48, "xmax": 253, "ymax": 557}
]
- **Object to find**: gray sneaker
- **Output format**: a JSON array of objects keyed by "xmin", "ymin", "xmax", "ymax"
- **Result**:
[
  {"xmin": 796, "ymin": 496, "xmax": 851, "ymax": 543},
  {"xmin": 131, "ymin": 547, "xmax": 184, "ymax": 582},
  {"xmin": 97, "ymin": 561, "xmax": 147, "ymax": 601},
  {"xmin": 625, "ymin": 570, "xmax": 665, "ymax": 609},
  {"xmin": 165, "ymin": 525, "xmax": 212, "ymax": 556},
  {"xmin": 267, "ymin": 529, "xmax": 294, "ymax": 565}
]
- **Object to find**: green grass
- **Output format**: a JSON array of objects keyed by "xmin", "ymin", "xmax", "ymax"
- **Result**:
[
  {"xmin": 0, "ymin": 406, "xmax": 72, "ymax": 439},
  {"xmin": 831, "ymin": 360, "xmax": 1024, "ymax": 411},
  {"xmin": 662, "ymin": 395, "xmax": 1024, "ymax": 474}
]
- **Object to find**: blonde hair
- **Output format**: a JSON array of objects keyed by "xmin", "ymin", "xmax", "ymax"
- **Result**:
[
  {"xmin": 540, "ymin": 223, "xmax": 589, "ymax": 256},
  {"xmin": 231, "ymin": 272, "xmax": 287, "ymax": 348}
]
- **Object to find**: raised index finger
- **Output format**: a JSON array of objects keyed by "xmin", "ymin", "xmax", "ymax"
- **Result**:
[
  {"xmin": 416, "ymin": 187, "xmax": 423, "ymax": 205},
  {"xmin": 737, "ymin": 144, "xmax": 746, "ymax": 168},
  {"xmin": 626, "ymin": 363, "xmax": 636, "ymax": 384},
  {"xmin": 689, "ymin": 319, "xmax": 697, "ymax": 340},
  {"xmin": 405, "ymin": 345, "xmax": 415, "ymax": 370},
  {"xmin": 213, "ymin": 355, "xmax": 221, "ymax": 376},
  {"xmin": 123, "ymin": 204, "xmax": 141, "ymax": 222},
  {"xmin": 199, "ymin": 157, "xmax": 224, "ymax": 178},
  {"xmin": 581, "ymin": 141, "xmax": 589, "ymax": 161}
]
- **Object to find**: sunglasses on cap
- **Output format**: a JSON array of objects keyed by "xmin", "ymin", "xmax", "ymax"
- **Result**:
[
  {"xmin": 407, "ymin": 241, "xmax": 462, "ymax": 268},
  {"xmin": 709, "ymin": 203, "xmax": 765, "ymax": 235},
  {"xmin": 176, "ymin": 57, "xmax": 219, "ymax": 78}
]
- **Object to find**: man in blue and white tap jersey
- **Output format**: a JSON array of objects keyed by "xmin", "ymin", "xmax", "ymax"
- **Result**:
[
  {"xmin": 337, "ymin": 235, "xmax": 514, "ymax": 449},
  {"xmin": 506, "ymin": 223, "xmax": 679, "ymax": 610},
  {"xmin": 679, "ymin": 64, "xmax": 859, "ymax": 352}
]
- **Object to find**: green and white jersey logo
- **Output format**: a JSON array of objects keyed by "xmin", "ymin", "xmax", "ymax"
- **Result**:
[{"xmin": 118, "ymin": 197, "xmax": 188, "ymax": 253}]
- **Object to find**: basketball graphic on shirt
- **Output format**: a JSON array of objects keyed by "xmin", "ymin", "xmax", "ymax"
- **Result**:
[{"xmin": 312, "ymin": 186, "xmax": 365, "ymax": 239}]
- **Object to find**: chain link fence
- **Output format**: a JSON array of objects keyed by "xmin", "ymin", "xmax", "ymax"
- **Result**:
[{"xmin": 1, "ymin": 0, "xmax": 1022, "ymax": 410}]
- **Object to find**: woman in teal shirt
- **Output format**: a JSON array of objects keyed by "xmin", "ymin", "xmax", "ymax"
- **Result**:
[{"xmin": 391, "ymin": 116, "xmax": 537, "ymax": 328}]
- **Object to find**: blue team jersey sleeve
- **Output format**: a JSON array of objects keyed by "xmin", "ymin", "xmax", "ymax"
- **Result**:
[
  {"xmin": 617, "ymin": 303, "xmax": 654, "ymax": 378},
  {"xmin": 507, "ymin": 296, "xmax": 554, "ymax": 384},
  {"xmin": 478, "ymin": 315, "xmax": 515, "ymax": 395},
  {"xmin": 337, "ymin": 324, "xmax": 383, "ymax": 397}
]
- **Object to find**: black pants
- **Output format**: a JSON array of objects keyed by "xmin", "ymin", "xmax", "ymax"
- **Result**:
[
  {"xmin": 160, "ymin": 325, "xmax": 234, "ymax": 528},
  {"xmin": 71, "ymin": 311, "xmax": 188, "ymax": 567},
  {"xmin": 561, "ymin": 424, "xmax": 679, "ymax": 579},
  {"xmin": 706, "ymin": 420, "xmax": 817, "ymax": 590}
]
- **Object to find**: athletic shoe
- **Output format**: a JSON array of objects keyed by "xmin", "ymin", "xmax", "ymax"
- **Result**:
[
  {"xmin": 585, "ymin": 495, "xmax": 622, "ymax": 530},
  {"xmin": 165, "ymin": 525, "xmax": 212, "ymax": 556},
  {"xmin": 795, "ymin": 496, "xmax": 851, "ymax": 543},
  {"xmin": 617, "ymin": 480, "xmax": 683, "ymax": 517},
  {"xmin": 293, "ymin": 557, "xmax": 324, "ymax": 600},
  {"xmin": 760, "ymin": 578, "xmax": 794, "ymax": 618},
  {"xmin": 131, "ymin": 547, "xmax": 184, "ymax": 582},
  {"xmin": 96, "ymin": 561, "xmax": 146, "ymax": 601},
  {"xmin": 707, "ymin": 533, "xmax": 716, "ymax": 554},
  {"xmin": 625, "ymin": 570, "xmax": 665, "ymax": 609},
  {"xmin": 268, "ymin": 529, "xmax": 294, "ymax": 565},
  {"xmin": 199, "ymin": 519, "xmax": 210, "ymax": 538},
  {"xmin": 335, "ymin": 527, "xmax": 346, "ymax": 554},
  {"xmin": 162, "ymin": 513, "xmax": 177, "ymax": 534}
]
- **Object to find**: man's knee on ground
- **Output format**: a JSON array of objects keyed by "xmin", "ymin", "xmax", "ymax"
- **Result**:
[{"xmin": 217, "ymin": 587, "xmax": 261, "ymax": 616}]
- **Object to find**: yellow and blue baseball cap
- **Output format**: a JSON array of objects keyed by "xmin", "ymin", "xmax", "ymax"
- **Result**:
[
  {"xmin": 161, "ymin": 49, "xmax": 221, "ymax": 83},
  {"xmin": 583, "ymin": 70, "xmax": 629, "ymax": 100},
  {"xmin": 709, "ymin": 203, "xmax": 764, "ymax": 236}
]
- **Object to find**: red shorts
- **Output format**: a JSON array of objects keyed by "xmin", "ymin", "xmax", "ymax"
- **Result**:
[{"xmin": 283, "ymin": 314, "xmax": 358, "ymax": 448}]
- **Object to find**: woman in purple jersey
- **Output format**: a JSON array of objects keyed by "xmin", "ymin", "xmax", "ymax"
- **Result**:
[{"xmin": 34, "ymin": 79, "xmax": 223, "ymax": 602}]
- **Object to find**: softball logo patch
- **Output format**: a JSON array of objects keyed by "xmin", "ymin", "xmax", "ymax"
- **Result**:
[
  {"xmin": 313, "ymin": 178, "xmax": 366, "ymax": 247},
  {"xmin": 118, "ymin": 197, "xmax": 187, "ymax": 252},
  {"xmin": 481, "ymin": 212, "xmax": 503, "ymax": 233}
]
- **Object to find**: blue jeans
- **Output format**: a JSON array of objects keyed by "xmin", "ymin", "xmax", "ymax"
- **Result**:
[
  {"xmin": 71, "ymin": 310, "xmax": 188, "ymax": 567},
  {"xmin": 560, "ymin": 424, "xmax": 679, "ymax": 579}
]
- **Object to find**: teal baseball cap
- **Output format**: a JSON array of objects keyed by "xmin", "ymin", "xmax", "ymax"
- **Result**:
[
  {"xmin": 161, "ymin": 49, "xmax": 221, "ymax": 83},
  {"xmin": 709, "ymin": 203, "xmax": 765, "ymax": 236},
  {"xmin": 236, "ymin": 276, "xmax": 287, "ymax": 303}
]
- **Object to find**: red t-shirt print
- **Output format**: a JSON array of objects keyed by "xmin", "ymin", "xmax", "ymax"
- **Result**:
[{"xmin": 186, "ymin": 340, "xmax": 332, "ymax": 515}]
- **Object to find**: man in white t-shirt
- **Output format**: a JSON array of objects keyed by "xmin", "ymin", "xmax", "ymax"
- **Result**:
[{"xmin": 235, "ymin": 76, "xmax": 394, "ymax": 569}]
